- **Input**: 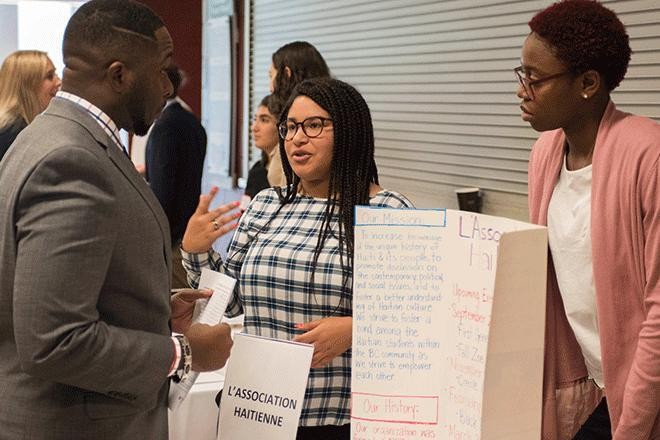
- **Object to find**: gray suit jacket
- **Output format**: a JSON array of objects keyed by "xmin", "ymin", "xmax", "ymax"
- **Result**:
[{"xmin": 0, "ymin": 97, "xmax": 174, "ymax": 439}]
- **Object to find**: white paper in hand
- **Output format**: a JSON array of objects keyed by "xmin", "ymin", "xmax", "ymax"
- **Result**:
[
  {"xmin": 192, "ymin": 268, "xmax": 236, "ymax": 325},
  {"xmin": 217, "ymin": 334, "xmax": 313, "ymax": 440},
  {"xmin": 168, "ymin": 268, "xmax": 236, "ymax": 411}
]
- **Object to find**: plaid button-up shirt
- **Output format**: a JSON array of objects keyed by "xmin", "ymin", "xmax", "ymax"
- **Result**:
[{"xmin": 182, "ymin": 188, "xmax": 413, "ymax": 427}]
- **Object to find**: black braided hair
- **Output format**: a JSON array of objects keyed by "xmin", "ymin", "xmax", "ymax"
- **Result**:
[{"xmin": 277, "ymin": 78, "xmax": 379, "ymax": 311}]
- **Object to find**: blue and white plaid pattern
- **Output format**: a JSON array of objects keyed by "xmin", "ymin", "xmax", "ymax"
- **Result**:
[
  {"xmin": 56, "ymin": 91, "xmax": 125, "ymax": 153},
  {"xmin": 182, "ymin": 188, "xmax": 413, "ymax": 426}
]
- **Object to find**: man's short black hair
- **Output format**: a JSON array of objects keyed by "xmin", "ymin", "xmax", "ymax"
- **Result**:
[{"xmin": 63, "ymin": 0, "xmax": 164, "ymax": 62}]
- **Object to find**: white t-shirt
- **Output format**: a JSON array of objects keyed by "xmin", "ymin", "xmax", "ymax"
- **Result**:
[{"xmin": 547, "ymin": 155, "xmax": 604, "ymax": 388}]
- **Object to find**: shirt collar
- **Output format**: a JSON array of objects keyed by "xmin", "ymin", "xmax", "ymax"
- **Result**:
[{"xmin": 56, "ymin": 91, "xmax": 125, "ymax": 153}]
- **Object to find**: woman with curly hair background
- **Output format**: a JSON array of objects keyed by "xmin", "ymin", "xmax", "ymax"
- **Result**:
[{"xmin": 517, "ymin": 1, "xmax": 660, "ymax": 438}]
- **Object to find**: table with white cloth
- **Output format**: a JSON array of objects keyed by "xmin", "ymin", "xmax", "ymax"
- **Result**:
[
  {"xmin": 168, "ymin": 316, "xmax": 243, "ymax": 440},
  {"xmin": 168, "ymin": 370, "xmax": 225, "ymax": 440}
]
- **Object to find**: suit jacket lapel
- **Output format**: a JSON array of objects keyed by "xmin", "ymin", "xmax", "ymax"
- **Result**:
[
  {"xmin": 44, "ymin": 98, "xmax": 172, "ymax": 267},
  {"xmin": 105, "ymin": 140, "xmax": 172, "ymax": 251}
]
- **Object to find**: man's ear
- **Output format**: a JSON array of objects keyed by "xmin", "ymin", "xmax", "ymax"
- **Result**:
[{"xmin": 106, "ymin": 61, "xmax": 132, "ymax": 93}]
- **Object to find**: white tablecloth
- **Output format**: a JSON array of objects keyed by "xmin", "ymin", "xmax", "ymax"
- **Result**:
[
  {"xmin": 168, "ymin": 371, "xmax": 224, "ymax": 440},
  {"xmin": 168, "ymin": 316, "xmax": 243, "ymax": 440}
]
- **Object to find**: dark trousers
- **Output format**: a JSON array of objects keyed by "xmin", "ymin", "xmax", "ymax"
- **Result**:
[
  {"xmin": 573, "ymin": 398, "xmax": 611, "ymax": 439},
  {"xmin": 296, "ymin": 424, "xmax": 350, "ymax": 440}
]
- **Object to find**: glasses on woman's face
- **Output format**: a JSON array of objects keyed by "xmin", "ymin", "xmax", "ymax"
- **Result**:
[
  {"xmin": 278, "ymin": 116, "xmax": 333, "ymax": 141},
  {"xmin": 514, "ymin": 66, "xmax": 572, "ymax": 100}
]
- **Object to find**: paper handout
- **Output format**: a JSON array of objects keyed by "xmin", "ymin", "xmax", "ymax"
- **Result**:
[
  {"xmin": 168, "ymin": 268, "xmax": 236, "ymax": 411},
  {"xmin": 217, "ymin": 333, "xmax": 313, "ymax": 440},
  {"xmin": 351, "ymin": 207, "xmax": 548, "ymax": 440}
]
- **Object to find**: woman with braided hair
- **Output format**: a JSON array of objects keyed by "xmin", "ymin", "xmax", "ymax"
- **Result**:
[
  {"xmin": 266, "ymin": 40, "xmax": 331, "ymax": 187},
  {"xmin": 181, "ymin": 77, "xmax": 413, "ymax": 439}
]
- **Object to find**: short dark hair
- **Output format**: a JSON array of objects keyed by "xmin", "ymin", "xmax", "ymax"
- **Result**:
[
  {"xmin": 258, "ymin": 95, "xmax": 271, "ymax": 108},
  {"xmin": 278, "ymin": 78, "xmax": 379, "ymax": 306},
  {"xmin": 63, "ymin": 0, "xmax": 164, "ymax": 64},
  {"xmin": 529, "ymin": 0, "xmax": 631, "ymax": 91},
  {"xmin": 271, "ymin": 41, "xmax": 330, "ymax": 105},
  {"xmin": 258, "ymin": 94, "xmax": 281, "ymax": 120}
]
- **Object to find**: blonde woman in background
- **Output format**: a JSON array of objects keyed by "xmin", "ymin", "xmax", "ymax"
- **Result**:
[{"xmin": 0, "ymin": 50, "xmax": 61, "ymax": 161}]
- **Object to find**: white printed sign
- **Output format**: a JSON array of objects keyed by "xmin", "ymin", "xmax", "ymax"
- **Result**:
[
  {"xmin": 218, "ymin": 333, "xmax": 313, "ymax": 440},
  {"xmin": 351, "ymin": 208, "xmax": 548, "ymax": 440}
]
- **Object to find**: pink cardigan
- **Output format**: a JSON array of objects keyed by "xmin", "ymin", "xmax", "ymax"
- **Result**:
[{"xmin": 528, "ymin": 101, "xmax": 660, "ymax": 439}]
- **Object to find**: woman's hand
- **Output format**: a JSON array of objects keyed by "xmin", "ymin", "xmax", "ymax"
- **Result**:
[
  {"xmin": 181, "ymin": 186, "xmax": 241, "ymax": 253},
  {"xmin": 293, "ymin": 317, "xmax": 352, "ymax": 368}
]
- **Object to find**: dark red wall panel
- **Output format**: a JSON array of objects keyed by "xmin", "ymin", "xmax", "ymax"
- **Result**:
[{"xmin": 142, "ymin": 0, "xmax": 202, "ymax": 117}]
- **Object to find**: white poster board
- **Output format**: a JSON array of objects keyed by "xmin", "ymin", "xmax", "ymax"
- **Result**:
[
  {"xmin": 217, "ymin": 334, "xmax": 313, "ymax": 440},
  {"xmin": 351, "ymin": 207, "xmax": 547, "ymax": 440}
]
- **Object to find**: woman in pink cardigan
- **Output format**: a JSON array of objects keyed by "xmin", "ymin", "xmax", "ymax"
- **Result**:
[{"xmin": 517, "ymin": 1, "xmax": 660, "ymax": 439}]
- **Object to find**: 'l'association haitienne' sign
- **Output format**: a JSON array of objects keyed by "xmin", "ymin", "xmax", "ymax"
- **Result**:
[{"xmin": 217, "ymin": 334, "xmax": 313, "ymax": 440}]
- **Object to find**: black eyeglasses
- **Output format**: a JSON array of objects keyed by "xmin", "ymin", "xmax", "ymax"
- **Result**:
[
  {"xmin": 278, "ymin": 116, "xmax": 333, "ymax": 141},
  {"xmin": 514, "ymin": 66, "xmax": 572, "ymax": 100}
]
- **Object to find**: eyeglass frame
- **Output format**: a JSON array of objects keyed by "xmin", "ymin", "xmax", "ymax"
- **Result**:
[
  {"xmin": 278, "ymin": 116, "xmax": 333, "ymax": 141},
  {"xmin": 514, "ymin": 66, "xmax": 574, "ymax": 100}
]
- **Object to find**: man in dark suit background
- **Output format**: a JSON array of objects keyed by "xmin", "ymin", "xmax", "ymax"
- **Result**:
[
  {"xmin": 146, "ymin": 65, "xmax": 207, "ymax": 288},
  {"xmin": 0, "ymin": 1, "xmax": 238, "ymax": 438}
]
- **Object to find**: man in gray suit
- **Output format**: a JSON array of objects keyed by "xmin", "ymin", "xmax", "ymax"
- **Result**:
[{"xmin": 0, "ymin": 1, "xmax": 238, "ymax": 438}]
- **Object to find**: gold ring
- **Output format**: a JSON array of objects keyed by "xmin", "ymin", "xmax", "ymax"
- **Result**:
[{"xmin": 212, "ymin": 219, "xmax": 220, "ymax": 231}]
